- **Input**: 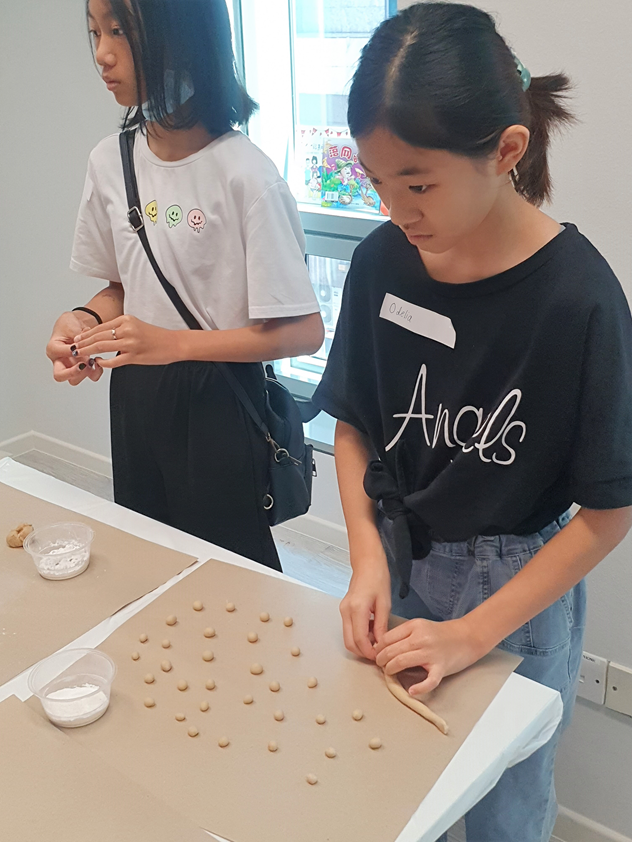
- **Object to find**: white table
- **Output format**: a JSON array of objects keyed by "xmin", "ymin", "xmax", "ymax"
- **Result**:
[{"xmin": 0, "ymin": 457, "xmax": 562, "ymax": 842}]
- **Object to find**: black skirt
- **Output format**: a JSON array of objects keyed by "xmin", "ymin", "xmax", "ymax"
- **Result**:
[{"xmin": 110, "ymin": 360, "xmax": 280, "ymax": 571}]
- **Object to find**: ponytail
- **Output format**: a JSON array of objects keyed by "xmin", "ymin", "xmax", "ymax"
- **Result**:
[{"xmin": 513, "ymin": 74, "xmax": 575, "ymax": 205}]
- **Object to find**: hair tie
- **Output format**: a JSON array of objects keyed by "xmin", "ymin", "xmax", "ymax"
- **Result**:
[{"xmin": 514, "ymin": 56, "xmax": 532, "ymax": 92}]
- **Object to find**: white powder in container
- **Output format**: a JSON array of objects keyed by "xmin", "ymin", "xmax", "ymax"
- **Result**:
[
  {"xmin": 43, "ymin": 683, "xmax": 109, "ymax": 726},
  {"xmin": 35, "ymin": 540, "xmax": 90, "ymax": 579}
]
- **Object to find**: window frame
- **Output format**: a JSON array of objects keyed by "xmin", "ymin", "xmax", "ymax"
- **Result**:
[{"xmin": 232, "ymin": 0, "xmax": 394, "ymax": 450}]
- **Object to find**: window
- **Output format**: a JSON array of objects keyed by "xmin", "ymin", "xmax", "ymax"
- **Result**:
[{"xmin": 235, "ymin": 0, "xmax": 395, "ymax": 448}]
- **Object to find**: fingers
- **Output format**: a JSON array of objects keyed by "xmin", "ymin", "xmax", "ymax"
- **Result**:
[
  {"xmin": 408, "ymin": 666, "xmax": 443, "ymax": 696},
  {"xmin": 92, "ymin": 354, "xmax": 125, "ymax": 370},
  {"xmin": 372, "ymin": 594, "xmax": 391, "ymax": 648},
  {"xmin": 52, "ymin": 357, "xmax": 102, "ymax": 385},
  {"xmin": 340, "ymin": 600, "xmax": 375, "ymax": 661},
  {"xmin": 351, "ymin": 604, "xmax": 378, "ymax": 661},
  {"xmin": 75, "ymin": 315, "xmax": 125, "ymax": 343},
  {"xmin": 374, "ymin": 620, "xmax": 413, "ymax": 654},
  {"xmin": 380, "ymin": 647, "xmax": 429, "ymax": 675},
  {"xmin": 86, "ymin": 359, "xmax": 104, "ymax": 381}
]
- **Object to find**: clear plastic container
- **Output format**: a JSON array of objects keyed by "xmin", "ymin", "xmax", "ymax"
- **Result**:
[
  {"xmin": 28, "ymin": 648, "xmax": 116, "ymax": 727},
  {"xmin": 23, "ymin": 522, "xmax": 94, "ymax": 580}
]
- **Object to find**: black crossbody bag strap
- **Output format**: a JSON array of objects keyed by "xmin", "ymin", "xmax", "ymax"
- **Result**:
[{"xmin": 118, "ymin": 130, "xmax": 271, "ymax": 442}]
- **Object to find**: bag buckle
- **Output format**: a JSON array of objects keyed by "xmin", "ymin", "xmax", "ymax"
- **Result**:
[
  {"xmin": 266, "ymin": 434, "xmax": 301, "ymax": 466},
  {"xmin": 127, "ymin": 206, "xmax": 144, "ymax": 232},
  {"xmin": 263, "ymin": 494, "xmax": 274, "ymax": 510}
]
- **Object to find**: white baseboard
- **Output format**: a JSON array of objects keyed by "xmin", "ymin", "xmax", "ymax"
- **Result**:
[
  {"xmin": 0, "ymin": 431, "xmax": 113, "ymax": 477},
  {"xmin": 553, "ymin": 807, "xmax": 632, "ymax": 842},
  {"xmin": 284, "ymin": 512, "xmax": 349, "ymax": 552}
]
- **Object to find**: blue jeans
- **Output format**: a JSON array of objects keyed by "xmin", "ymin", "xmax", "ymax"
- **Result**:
[{"xmin": 379, "ymin": 512, "xmax": 586, "ymax": 842}]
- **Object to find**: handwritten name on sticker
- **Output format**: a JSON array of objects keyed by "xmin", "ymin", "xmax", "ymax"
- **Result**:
[{"xmin": 379, "ymin": 293, "xmax": 456, "ymax": 349}]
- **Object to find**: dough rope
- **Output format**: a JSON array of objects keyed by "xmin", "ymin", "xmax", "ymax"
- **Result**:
[{"xmin": 383, "ymin": 671, "xmax": 449, "ymax": 735}]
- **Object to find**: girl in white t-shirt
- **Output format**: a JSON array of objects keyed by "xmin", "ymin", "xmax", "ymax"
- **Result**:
[{"xmin": 46, "ymin": 0, "xmax": 323, "ymax": 569}]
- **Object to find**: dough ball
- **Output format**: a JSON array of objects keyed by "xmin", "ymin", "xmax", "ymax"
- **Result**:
[
  {"xmin": 218, "ymin": 736, "xmax": 230, "ymax": 748},
  {"xmin": 144, "ymin": 697, "xmax": 155, "ymax": 708},
  {"xmin": 352, "ymin": 709, "xmax": 364, "ymax": 721},
  {"xmin": 268, "ymin": 741, "xmax": 278, "ymax": 752},
  {"xmin": 225, "ymin": 602, "xmax": 236, "ymax": 613},
  {"xmin": 161, "ymin": 639, "xmax": 171, "ymax": 649},
  {"xmin": 200, "ymin": 701, "xmax": 210, "ymax": 712},
  {"xmin": 325, "ymin": 747, "xmax": 337, "ymax": 759},
  {"xmin": 192, "ymin": 600, "xmax": 203, "ymax": 611},
  {"xmin": 202, "ymin": 650, "xmax": 214, "ymax": 662},
  {"xmin": 166, "ymin": 615, "xmax": 177, "ymax": 626},
  {"xmin": 306, "ymin": 774, "xmax": 318, "ymax": 785},
  {"xmin": 247, "ymin": 632, "xmax": 259, "ymax": 643},
  {"xmin": 188, "ymin": 727, "xmax": 199, "ymax": 738},
  {"xmin": 315, "ymin": 714, "xmax": 326, "ymax": 725},
  {"xmin": 131, "ymin": 651, "xmax": 140, "ymax": 661},
  {"xmin": 6, "ymin": 532, "xmax": 21, "ymax": 549},
  {"xmin": 203, "ymin": 627, "xmax": 216, "ymax": 638},
  {"xmin": 307, "ymin": 677, "xmax": 318, "ymax": 688},
  {"xmin": 269, "ymin": 681, "xmax": 280, "ymax": 692},
  {"xmin": 273, "ymin": 710, "xmax": 285, "ymax": 722},
  {"xmin": 144, "ymin": 673, "xmax": 155, "ymax": 684},
  {"xmin": 369, "ymin": 737, "xmax": 382, "ymax": 750},
  {"xmin": 175, "ymin": 713, "xmax": 186, "ymax": 721},
  {"xmin": 177, "ymin": 680, "xmax": 188, "ymax": 691},
  {"xmin": 243, "ymin": 694, "xmax": 254, "ymax": 705},
  {"xmin": 290, "ymin": 647, "xmax": 300, "ymax": 657},
  {"xmin": 6, "ymin": 523, "xmax": 33, "ymax": 548},
  {"xmin": 139, "ymin": 634, "xmax": 148, "ymax": 644},
  {"xmin": 250, "ymin": 663, "xmax": 263, "ymax": 675},
  {"xmin": 205, "ymin": 679, "xmax": 216, "ymax": 691},
  {"xmin": 283, "ymin": 617, "xmax": 293, "ymax": 627},
  {"xmin": 161, "ymin": 660, "xmax": 172, "ymax": 672},
  {"xmin": 259, "ymin": 612, "xmax": 270, "ymax": 623}
]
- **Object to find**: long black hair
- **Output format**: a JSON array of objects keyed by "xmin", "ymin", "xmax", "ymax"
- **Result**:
[
  {"xmin": 348, "ymin": 2, "xmax": 574, "ymax": 205},
  {"xmin": 88, "ymin": 0, "xmax": 257, "ymax": 135}
]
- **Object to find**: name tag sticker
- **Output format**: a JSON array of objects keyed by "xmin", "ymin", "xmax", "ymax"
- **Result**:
[{"xmin": 379, "ymin": 293, "xmax": 456, "ymax": 348}]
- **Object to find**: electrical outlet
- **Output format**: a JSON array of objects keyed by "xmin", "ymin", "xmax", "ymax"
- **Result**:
[
  {"xmin": 577, "ymin": 652, "xmax": 608, "ymax": 704},
  {"xmin": 605, "ymin": 662, "xmax": 632, "ymax": 717}
]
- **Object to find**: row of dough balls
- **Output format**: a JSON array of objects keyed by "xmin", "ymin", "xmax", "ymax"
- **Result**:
[
  {"xmin": 142, "ymin": 607, "xmax": 294, "ymax": 625},
  {"xmin": 143, "ymin": 693, "xmax": 368, "ymax": 727},
  {"xmin": 134, "ymin": 643, "xmax": 302, "ymax": 660}
]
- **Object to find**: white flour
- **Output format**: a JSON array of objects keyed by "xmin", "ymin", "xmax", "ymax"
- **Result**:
[
  {"xmin": 44, "ymin": 684, "xmax": 109, "ymax": 725},
  {"xmin": 36, "ymin": 540, "xmax": 90, "ymax": 578}
]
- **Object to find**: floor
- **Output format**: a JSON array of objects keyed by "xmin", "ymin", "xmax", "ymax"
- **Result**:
[{"xmin": 12, "ymin": 449, "xmax": 468, "ymax": 842}]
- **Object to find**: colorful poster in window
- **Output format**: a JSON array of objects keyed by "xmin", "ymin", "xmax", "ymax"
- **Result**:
[
  {"xmin": 296, "ymin": 128, "xmax": 325, "ymax": 204},
  {"xmin": 321, "ymin": 137, "xmax": 380, "ymax": 213}
]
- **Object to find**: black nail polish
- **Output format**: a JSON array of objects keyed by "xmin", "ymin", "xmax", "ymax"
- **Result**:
[
  {"xmin": 70, "ymin": 345, "xmax": 77, "ymax": 352},
  {"xmin": 88, "ymin": 359, "xmax": 95, "ymax": 368},
  {"xmin": 78, "ymin": 363, "xmax": 86, "ymax": 371}
]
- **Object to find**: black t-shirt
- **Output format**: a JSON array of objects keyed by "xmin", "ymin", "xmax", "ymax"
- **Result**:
[{"xmin": 313, "ymin": 221, "xmax": 632, "ymax": 549}]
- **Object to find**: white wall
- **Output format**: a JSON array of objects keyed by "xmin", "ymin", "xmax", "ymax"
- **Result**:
[
  {"xmin": 1, "ymin": 0, "xmax": 120, "ymax": 456},
  {"xmin": 398, "ymin": 1, "xmax": 632, "ymax": 836}
]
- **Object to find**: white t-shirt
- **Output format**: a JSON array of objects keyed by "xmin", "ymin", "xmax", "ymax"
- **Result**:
[{"xmin": 71, "ymin": 130, "xmax": 319, "ymax": 331}]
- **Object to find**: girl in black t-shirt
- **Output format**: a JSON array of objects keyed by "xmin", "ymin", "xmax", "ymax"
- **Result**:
[{"xmin": 313, "ymin": 4, "xmax": 632, "ymax": 840}]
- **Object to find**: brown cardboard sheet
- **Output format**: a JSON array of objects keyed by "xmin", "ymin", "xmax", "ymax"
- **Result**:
[
  {"xmin": 0, "ymin": 695, "xmax": 208, "ymax": 842},
  {"xmin": 47, "ymin": 557, "xmax": 521, "ymax": 842},
  {"xmin": 0, "ymin": 483, "xmax": 196, "ymax": 685}
]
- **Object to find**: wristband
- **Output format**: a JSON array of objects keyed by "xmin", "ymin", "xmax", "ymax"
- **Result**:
[{"xmin": 72, "ymin": 306, "xmax": 103, "ymax": 325}]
